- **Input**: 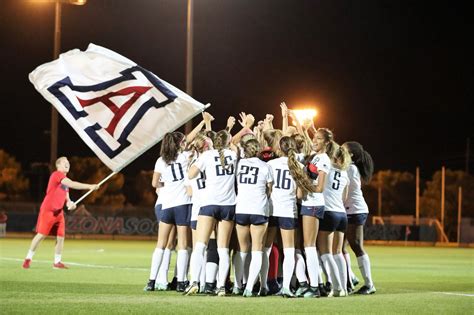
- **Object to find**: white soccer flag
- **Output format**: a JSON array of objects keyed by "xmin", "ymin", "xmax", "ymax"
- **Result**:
[{"xmin": 29, "ymin": 44, "xmax": 208, "ymax": 172}]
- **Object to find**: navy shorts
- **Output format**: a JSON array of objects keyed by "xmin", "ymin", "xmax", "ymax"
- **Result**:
[
  {"xmin": 160, "ymin": 204, "xmax": 191, "ymax": 226},
  {"xmin": 319, "ymin": 211, "xmax": 347, "ymax": 232},
  {"xmin": 347, "ymin": 213, "xmax": 368, "ymax": 226},
  {"xmin": 300, "ymin": 205, "xmax": 325, "ymax": 219},
  {"xmin": 269, "ymin": 216, "xmax": 298, "ymax": 230},
  {"xmin": 190, "ymin": 220, "xmax": 197, "ymax": 230},
  {"xmin": 154, "ymin": 204, "xmax": 163, "ymax": 222},
  {"xmin": 199, "ymin": 205, "xmax": 235, "ymax": 221},
  {"xmin": 235, "ymin": 214, "xmax": 268, "ymax": 226}
]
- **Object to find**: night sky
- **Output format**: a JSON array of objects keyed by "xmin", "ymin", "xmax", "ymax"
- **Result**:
[{"xmin": 1, "ymin": 0, "xmax": 472, "ymax": 179}]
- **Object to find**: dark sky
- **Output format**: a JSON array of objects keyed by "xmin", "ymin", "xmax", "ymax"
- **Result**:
[{"xmin": 1, "ymin": 0, "xmax": 472, "ymax": 179}]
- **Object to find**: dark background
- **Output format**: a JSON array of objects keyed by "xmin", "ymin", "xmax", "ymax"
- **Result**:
[{"xmin": 1, "ymin": 0, "xmax": 472, "ymax": 179}]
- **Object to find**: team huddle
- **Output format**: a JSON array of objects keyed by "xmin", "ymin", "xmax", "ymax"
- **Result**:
[{"xmin": 145, "ymin": 103, "xmax": 376, "ymax": 298}]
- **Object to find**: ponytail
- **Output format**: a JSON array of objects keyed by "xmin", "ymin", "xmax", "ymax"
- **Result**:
[
  {"xmin": 344, "ymin": 141, "xmax": 374, "ymax": 183},
  {"xmin": 214, "ymin": 130, "xmax": 232, "ymax": 170},
  {"xmin": 160, "ymin": 132, "xmax": 184, "ymax": 164},
  {"xmin": 280, "ymin": 136, "xmax": 315, "ymax": 194}
]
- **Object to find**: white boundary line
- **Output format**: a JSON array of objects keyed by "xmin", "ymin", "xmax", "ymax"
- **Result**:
[
  {"xmin": 433, "ymin": 292, "xmax": 474, "ymax": 297},
  {"xmin": 1, "ymin": 257, "xmax": 148, "ymax": 271}
]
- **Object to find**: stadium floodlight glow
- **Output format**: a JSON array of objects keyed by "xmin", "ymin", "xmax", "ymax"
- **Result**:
[
  {"xmin": 29, "ymin": 0, "xmax": 87, "ymax": 4},
  {"xmin": 291, "ymin": 109, "xmax": 318, "ymax": 125}
]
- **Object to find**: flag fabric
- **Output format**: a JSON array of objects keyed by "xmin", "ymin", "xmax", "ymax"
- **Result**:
[{"xmin": 29, "ymin": 43, "xmax": 208, "ymax": 172}]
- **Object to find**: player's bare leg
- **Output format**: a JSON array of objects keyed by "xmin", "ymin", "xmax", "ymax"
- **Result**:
[{"xmin": 23, "ymin": 233, "xmax": 47, "ymax": 269}]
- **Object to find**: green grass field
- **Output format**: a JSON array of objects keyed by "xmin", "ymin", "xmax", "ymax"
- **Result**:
[{"xmin": 1, "ymin": 238, "xmax": 473, "ymax": 314}]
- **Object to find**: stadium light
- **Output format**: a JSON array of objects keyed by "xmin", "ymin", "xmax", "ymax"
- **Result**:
[{"xmin": 291, "ymin": 109, "xmax": 318, "ymax": 125}]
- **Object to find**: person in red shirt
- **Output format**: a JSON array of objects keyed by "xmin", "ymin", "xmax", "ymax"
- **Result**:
[{"xmin": 22, "ymin": 157, "xmax": 99, "ymax": 269}]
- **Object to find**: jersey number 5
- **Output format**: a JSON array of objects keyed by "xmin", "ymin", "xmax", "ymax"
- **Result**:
[{"xmin": 332, "ymin": 170, "xmax": 341, "ymax": 190}]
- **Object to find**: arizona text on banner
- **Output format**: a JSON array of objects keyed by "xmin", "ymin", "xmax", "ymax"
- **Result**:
[{"xmin": 29, "ymin": 43, "xmax": 208, "ymax": 172}]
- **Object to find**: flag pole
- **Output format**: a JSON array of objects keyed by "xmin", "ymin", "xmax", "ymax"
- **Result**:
[{"xmin": 72, "ymin": 171, "xmax": 117, "ymax": 206}]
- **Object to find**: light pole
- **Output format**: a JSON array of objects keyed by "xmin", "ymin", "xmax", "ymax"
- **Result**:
[
  {"xmin": 184, "ymin": 0, "xmax": 194, "ymax": 134},
  {"xmin": 48, "ymin": 0, "xmax": 87, "ymax": 169}
]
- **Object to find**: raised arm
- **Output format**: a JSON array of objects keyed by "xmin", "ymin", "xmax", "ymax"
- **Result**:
[{"xmin": 281, "ymin": 102, "xmax": 289, "ymax": 134}]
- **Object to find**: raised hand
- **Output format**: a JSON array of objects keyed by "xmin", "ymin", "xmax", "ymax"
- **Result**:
[{"xmin": 280, "ymin": 102, "xmax": 288, "ymax": 117}]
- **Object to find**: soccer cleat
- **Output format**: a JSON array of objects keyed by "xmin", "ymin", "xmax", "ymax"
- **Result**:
[
  {"xmin": 267, "ymin": 278, "xmax": 280, "ymax": 295},
  {"xmin": 155, "ymin": 283, "xmax": 168, "ymax": 291},
  {"xmin": 303, "ymin": 286, "xmax": 321, "ymax": 298},
  {"xmin": 318, "ymin": 283, "xmax": 328, "ymax": 297},
  {"xmin": 295, "ymin": 281, "xmax": 310, "ymax": 297},
  {"xmin": 183, "ymin": 281, "xmax": 199, "ymax": 296},
  {"xmin": 351, "ymin": 276, "xmax": 360, "ymax": 287},
  {"xmin": 243, "ymin": 289, "xmax": 256, "ymax": 297},
  {"xmin": 144, "ymin": 280, "xmax": 156, "ymax": 291},
  {"xmin": 280, "ymin": 287, "xmax": 296, "ymax": 298},
  {"xmin": 334, "ymin": 288, "xmax": 347, "ymax": 297},
  {"xmin": 232, "ymin": 286, "xmax": 244, "ymax": 295},
  {"xmin": 176, "ymin": 281, "xmax": 188, "ymax": 292},
  {"xmin": 356, "ymin": 285, "xmax": 376, "ymax": 295},
  {"xmin": 258, "ymin": 287, "xmax": 269, "ymax": 297},
  {"xmin": 203, "ymin": 282, "xmax": 216, "ymax": 295},
  {"xmin": 216, "ymin": 286, "xmax": 226, "ymax": 297},
  {"xmin": 53, "ymin": 262, "xmax": 69, "ymax": 269},
  {"xmin": 168, "ymin": 277, "xmax": 178, "ymax": 290},
  {"xmin": 22, "ymin": 259, "xmax": 31, "ymax": 269}
]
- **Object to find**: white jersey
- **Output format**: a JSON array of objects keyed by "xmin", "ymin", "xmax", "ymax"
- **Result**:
[
  {"xmin": 188, "ymin": 169, "xmax": 206, "ymax": 221},
  {"xmin": 344, "ymin": 164, "xmax": 369, "ymax": 215},
  {"xmin": 154, "ymin": 151, "xmax": 192, "ymax": 210},
  {"xmin": 323, "ymin": 166, "xmax": 349, "ymax": 213},
  {"xmin": 236, "ymin": 157, "xmax": 273, "ymax": 216},
  {"xmin": 267, "ymin": 157, "xmax": 299, "ymax": 218},
  {"xmin": 302, "ymin": 153, "xmax": 331, "ymax": 207},
  {"xmin": 193, "ymin": 149, "xmax": 237, "ymax": 206}
]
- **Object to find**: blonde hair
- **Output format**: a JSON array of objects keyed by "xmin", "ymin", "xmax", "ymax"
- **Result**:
[
  {"xmin": 55, "ymin": 156, "xmax": 67, "ymax": 168},
  {"xmin": 331, "ymin": 143, "xmax": 351, "ymax": 171},
  {"xmin": 293, "ymin": 133, "xmax": 312, "ymax": 156},
  {"xmin": 241, "ymin": 139, "xmax": 261, "ymax": 158},
  {"xmin": 214, "ymin": 130, "xmax": 232, "ymax": 170},
  {"xmin": 279, "ymin": 136, "xmax": 315, "ymax": 194},
  {"xmin": 188, "ymin": 133, "xmax": 211, "ymax": 166}
]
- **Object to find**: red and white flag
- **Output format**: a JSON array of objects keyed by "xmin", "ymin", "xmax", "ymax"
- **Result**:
[{"xmin": 29, "ymin": 44, "xmax": 208, "ymax": 172}]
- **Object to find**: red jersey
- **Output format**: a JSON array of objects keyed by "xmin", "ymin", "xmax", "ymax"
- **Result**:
[{"xmin": 41, "ymin": 171, "xmax": 69, "ymax": 210}]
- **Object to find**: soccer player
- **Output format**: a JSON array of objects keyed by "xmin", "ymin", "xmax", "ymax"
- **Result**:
[
  {"xmin": 318, "ymin": 141, "xmax": 352, "ymax": 297},
  {"xmin": 22, "ymin": 157, "xmax": 99, "ymax": 269},
  {"xmin": 185, "ymin": 130, "xmax": 238, "ymax": 296},
  {"xmin": 144, "ymin": 132, "xmax": 192, "ymax": 292},
  {"xmin": 233, "ymin": 139, "xmax": 273, "ymax": 297},
  {"xmin": 343, "ymin": 141, "xmax": 376, "ymax": 295},
  {"xmin": 266, "ymin": 136, "xmax": 315, "ymax": 298},
  {"xmin": 295, "ymin": 129, "xmax": 333, "ymax": 297}
]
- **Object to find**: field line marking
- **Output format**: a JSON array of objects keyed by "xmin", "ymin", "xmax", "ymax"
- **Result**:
[
  {"xmin": 434, "ymin": 292, "xmax": 474, "ymax": 297},
  {"xmin": 0, "ymin": 257, "xmax": 148, "ymax": 271}
]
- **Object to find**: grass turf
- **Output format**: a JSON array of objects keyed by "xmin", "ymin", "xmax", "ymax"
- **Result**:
[{"xmin": 0, "ymin": 238, "xmax": 473, "ymax": 314}]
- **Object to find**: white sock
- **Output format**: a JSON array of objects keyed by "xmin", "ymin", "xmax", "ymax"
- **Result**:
[
  {"xmin": 190, "ymin": 242, "xmax": 206, "ymax": 282},
  {"xmin": 206, "ymin": 262, "xmax": 218, "ymax": 283},
  {"xmin": 357, "ymin": 254, "xmax": 374, "ymax": 287},
  {"xmin": 26, "ymin": 250, "xmax": 35, "ymax": 260},
  {"xmin": 177, "ymin": 249, "xmax": 189, "ymax": 282},
  {"xmin": 243, "ymin": 251, "xmax": 251, "ymax": 285},
  {"xmin": 304, "ymin": 247, "xmax": 320, "ymax": 287},
  {"xmin": 334, "ymin": 253, "xmax": 348, "ymax": 292},
  {"xmin": 149, "ymin": 248, "xmax": 164, "ymax": 280},
  {"xmin": 157, "ymin": 248, "xmax": 171, "ymax": 285},
  {"xmin": 217, "ymin": 248, "xmax": 230, "ymax": 288},
  {"xmin": 259, "ymin": 247, "xmax": 271, "ymax": 290},
  {"xmin": 282, "ymin": 248, "xmax": 295, "ymax": 290},
  {"xmin": 54, "ymin": 254, "xmax": 61, "ymax": 264},
  {"xmin": 320, "ymin": 253, "xmax": 342, "ymax": 291},
  {"xmin": 245, "ymin": 251, "xmax": 262, "ymax": 291},
  {"xmin": 185, "ymin": 247, "xmax": 192, "ymax": 281},
  {"xmin": 321, "ymin": 253, "xmax": 332, "ymax": 284},
  {"xmin": 232, "ymin": 251, "xmax": 248, "ymax": 289},
  {"xmin": 295, "ymin": 249, "xmax": 308, "ymax": 283},
  {"xmin": 344, "ymin": 253, "xmax": 356, "ymax": 282},
  {"xmin": 199, "ymin": 251, "xmax": 207, "ymax": 287}
]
